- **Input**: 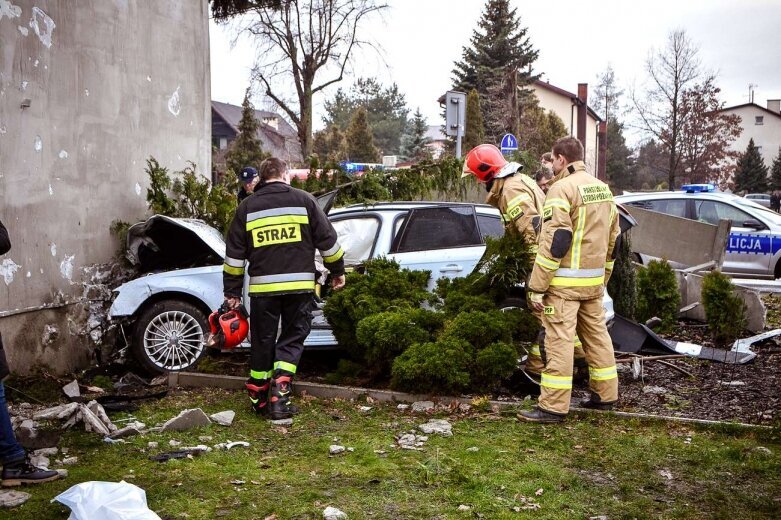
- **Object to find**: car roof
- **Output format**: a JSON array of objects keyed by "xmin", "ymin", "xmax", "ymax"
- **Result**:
[
  {"xmin": 615, "ymin": 190, "xmax": 771, "ymax": 212},
  {"xmin": 329, "ymin": 201, "xmax": 499, "ymax": 214}
]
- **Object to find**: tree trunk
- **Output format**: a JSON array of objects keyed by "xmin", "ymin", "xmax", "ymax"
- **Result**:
[{"xmin": 298, "ymin": 88, "xmax": 313, "ymax": 160}]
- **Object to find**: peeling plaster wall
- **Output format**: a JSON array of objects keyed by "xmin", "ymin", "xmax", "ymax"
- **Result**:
[{"xmin": 0, "ymin": 1, "xmax": 211, "ymax": 374}]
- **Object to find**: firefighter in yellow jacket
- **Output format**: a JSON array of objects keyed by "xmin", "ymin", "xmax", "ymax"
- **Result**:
[
  {"xmin": 462, "ymin": 144, "xmax": 547, "ymax": 375},
  {"xmin": 521, "ymin": 137, "xmax": 620, "ymax": 423}
]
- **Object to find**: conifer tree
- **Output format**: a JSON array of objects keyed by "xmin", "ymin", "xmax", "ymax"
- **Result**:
[
  {"xmin": 313, "ymin": 125, "xmax": 348, "ymax": 164},
  {"xmin": 733, "ymin": 138, "xmax": 769, "ymax": 193},
  {"xmin": 400, "ymin": 108, "xmax": 431, "ymax": 162},
  {"xmin": 224, "ymin": 92, "xmax": 268, "ymax": 175},
  {"xmin": 606, "ymin": 120, "xmax": 634, "ymax": 192},
  {"xmin": 452, "ymin": 0, "xmax": 537, "ymax": 141},
  {"xmin": 770, "ymin": 147, "xmax": 781, "ymax": 191},
  {"xmin": 464, "ymin": 90, "xmax": 485, "ymax": 152},
  {"xmin": 345, "ymin": 106, "xmax": 380, "ymax": 162}
]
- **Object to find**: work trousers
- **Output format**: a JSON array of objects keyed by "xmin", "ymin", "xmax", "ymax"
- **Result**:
[
  {"xmin": 527, "ymin": 322, "xmax": 586, "ymax": 376},
  {"xmin": 0, "ymin": 382, "xmax": 25, "ymax": 464},
  {"xmin": 538, "ymin": 294, "xmax": 618, "ymax": 415},
  {"xmin": 248, "ymin": 293, "xmax": 315, "ymax": 381}
]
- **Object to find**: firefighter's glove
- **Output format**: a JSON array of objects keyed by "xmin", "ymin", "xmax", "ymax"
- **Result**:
[{"xmin": 527, "ymin": 291, "xmax": 544, "ymax": 313}]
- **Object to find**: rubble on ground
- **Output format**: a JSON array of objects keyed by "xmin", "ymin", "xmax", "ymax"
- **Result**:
[
  {"xmin": 160, "ymin": 408, "xmax": 211, "ymax": 431},
  {"xmin": 0, "ymin": 490, "xmax": 31, "ymax": 508},
  {"xmin": 209, "ymin": 410, "xmax": 235, "ymax": 426},
  {"xmin": 418, "ymin": 419, "xmax": 453, "ymax": 436}
]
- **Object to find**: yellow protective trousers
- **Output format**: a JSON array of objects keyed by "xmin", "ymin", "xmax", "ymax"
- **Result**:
[{"xmin": 538, "ymin": 295, "xmax": 618, "ymax": 415}]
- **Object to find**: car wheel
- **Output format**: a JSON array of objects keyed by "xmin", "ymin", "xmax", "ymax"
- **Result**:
[
  {"xmin": 132, "ymin": 299, "xmax": 208, "ymax": 374},
  {"xmin": 497, "ymin": 297, "xmax": 526, "ymax": 312}
]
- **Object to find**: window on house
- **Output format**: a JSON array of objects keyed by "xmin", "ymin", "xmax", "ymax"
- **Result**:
[{"xmin": 756, "ymin": 116, "xmax": 764, "ymax": 125}]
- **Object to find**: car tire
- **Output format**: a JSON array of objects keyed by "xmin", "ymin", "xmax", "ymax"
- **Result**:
[
  {"xmin": 131, "ymin": 299, "xmax": 208, "ymax": 375},
  {"xmin": 497, "ymin": 297, "xmax": 526, "ymax": 312}
]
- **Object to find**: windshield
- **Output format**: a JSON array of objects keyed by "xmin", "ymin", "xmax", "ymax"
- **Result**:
[{"xmin": 736, "ymin": 199, "xmax": 781, "ymax": 225}]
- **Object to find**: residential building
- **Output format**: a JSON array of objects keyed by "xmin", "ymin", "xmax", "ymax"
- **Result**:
[
  {"xmin": 530, "ymin": 80, "xmax": 603, "ymax": 175},
  {"xmin": 0, "ymin": 1, "xmax": 210, "ymax": 374},
  {"xmin": 424, "ymin": 125, "xmax": 447, "ymax": 160},
  {"xmin": 211, "ymin": 100, "xmax": 303, "ymax": 170},
  {"xmin": 718, "ymin": 100, "xmax": 781, "ymax": 170}
]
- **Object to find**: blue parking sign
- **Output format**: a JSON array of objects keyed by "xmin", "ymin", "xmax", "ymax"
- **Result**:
[{"xmin": 500, "ymin": 133, "xmax": 518, "ymax": 154}]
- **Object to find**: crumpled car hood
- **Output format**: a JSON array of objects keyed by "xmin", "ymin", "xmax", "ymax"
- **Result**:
[{"xmin": 126, "ymin": 215, "xmax": 226, "ymax": 273}]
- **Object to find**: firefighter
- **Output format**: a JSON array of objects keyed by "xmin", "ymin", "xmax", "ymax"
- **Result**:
[
  {"xmin": 462, "ymin": 144, "xmax": 547, "ymax": 376},
  {"xmin": 223, "ymin": 158, "xmax": 346, "ymax": 420},
  {"xmin": 521, "ymin": 137, "xmax": 620, "ymax": 423}
]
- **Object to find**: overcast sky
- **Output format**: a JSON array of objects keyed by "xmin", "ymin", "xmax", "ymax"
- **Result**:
[{"xmin": 210, "ymin": 0, "xmax": 781, "ymax": 137}]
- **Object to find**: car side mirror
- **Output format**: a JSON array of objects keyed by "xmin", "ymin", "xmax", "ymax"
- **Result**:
[{"xmin": 742, "ymin": 219, "xmax": 765, "ymax": 230}]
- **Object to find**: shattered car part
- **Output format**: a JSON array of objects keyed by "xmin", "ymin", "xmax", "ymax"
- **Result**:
[
  {"xmin": 731, "ymin": 329, "xmax": 781, "ymax": 357},
  {"xmin": 609, "ymin": 314, "xmax": 756, "ymax": 364}
]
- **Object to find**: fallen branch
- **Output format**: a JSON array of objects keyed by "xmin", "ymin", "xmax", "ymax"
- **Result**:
[{"xmin": 655, "ymin": 360, "xmax": 696, "ymax": 379}]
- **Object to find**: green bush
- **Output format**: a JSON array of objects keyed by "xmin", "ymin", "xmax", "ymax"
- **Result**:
[
  {"xmin": 636, "ymin": 259, "xmax": 680, "ymax": 332},
  {"xmin": 323, "ymin": 258, "xmax": 432, "ymax": 358},
  {"xmin": 473, "ymin": 342, "xmax": 518, "ymax": 388},
  {"xmin": 701, "ymin": 270, "xmax": 747, "ymax": 346},
  {"xmin": 440, "ymin": 311, "xmax": 513, "ymax": 350},
  {"xmin": 607, "ymin": 232, "xmax": 637, "ymax": 319},
  {"xmin": 391, "ymin": 337, "xmax": 472, "ymax": 394},
  {"xmin": 356, "ymin": 308, "xmax": 443, "ymax": 375},
  {"xmin": 324, "ymin": 359, "xmax": 364, "ymax": 386}
]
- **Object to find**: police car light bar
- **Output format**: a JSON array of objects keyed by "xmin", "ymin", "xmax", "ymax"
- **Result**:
[{"xmin": 681, "ymin": 183, "xmax": 716, "ymax": 193}]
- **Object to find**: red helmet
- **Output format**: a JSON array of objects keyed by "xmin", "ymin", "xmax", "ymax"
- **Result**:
[
  {"xmin": 462, "ymin": 144, "xmax": 508, "ymax": 182},
  {"xmin": 207, "ymin": 304, "xmax": 249, "ymax": 350}
]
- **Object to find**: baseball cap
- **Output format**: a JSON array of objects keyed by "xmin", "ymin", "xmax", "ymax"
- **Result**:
[{"xmin": 238, "ymin": 167, "xmax": 257, "ymax": 183}]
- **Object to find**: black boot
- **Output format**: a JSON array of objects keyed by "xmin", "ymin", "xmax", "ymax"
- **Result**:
[
  {"xmin": 1, "ymin": 456, "xmax": 61, "ymax": 487},
  {"xmin": 245, "ymin": 378, "xmax": 270, "ymax": 416},
  {"xmin": 518, "ymin": 407, "xmax": 566, "ymax": 423},
  {"xmin": 269, "ymin": 373, "xmax": 299, "ymax": 420},
  {"xmin": 578, "ymin": 398, "xmax": 614, "ymax": 411}
]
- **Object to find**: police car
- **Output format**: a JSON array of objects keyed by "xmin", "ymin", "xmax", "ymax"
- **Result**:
[{"xmin": 616, "ymin": 184, "xmax": 781, "ymax": 279}]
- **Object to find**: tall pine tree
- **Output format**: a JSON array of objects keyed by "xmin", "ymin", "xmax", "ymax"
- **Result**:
[
  {"xmin": 224, "ymin": 92, "xmax": 269, "ymax": 175},
  {"xmin": 464, "ymin": 90, "xmax": 485, "ymax": 152},
  {"xmin": 606, "ymin": 120, "xmax": 634, "ymax": 192},
  {"xmin": 401, "ymin": 108, "xmax": 431, "ymax": 162},
  {"xmin": 345, "ymin": 106, "xmax": 380, "ymax": 163},
  {"xmin": 733, "ymin": 138, "xmax": 769, "ymax": 193},
  {"xmin": 452, "ymin": 0, "xmax": 537, "ymax": 143},
  {"xmin": 770, "ymin": 147, "xmax": 781, "ymax": 191}
]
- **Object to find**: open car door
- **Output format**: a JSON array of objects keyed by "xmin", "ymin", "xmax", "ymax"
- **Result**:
[{"xmin": 386, "ymin": 205, "xmax": 486, "ymax": 291}]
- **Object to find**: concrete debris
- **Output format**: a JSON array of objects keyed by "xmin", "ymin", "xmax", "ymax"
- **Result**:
[
  {"xmin": 659, "ymin": 469, "xmax": 673, "ymax": 480},
  {"xmin": 109, "ymin": 423, "xmax": 144, "ymax": 439},
  {"xmin": 29, "ymin": 454, "xmax": 50, "ymax": 469},
  {"xmin": 198, "ymin": 436, "xmax": 213, "ymax": 442},
  {"xmin": 458, "ymin": 505, "xmax": 471, "ymax": 511},
  {"xmin": 719, "ymin": 381, "xmax": 746, "ymax": 387},
  {"xmin": 56, "ymin": 469, "xmax": 68, "ymax": 479},
  {"xmin": 458, "ymin": 403, "xmax": 472, "ymax": 413},
  {"xmin": 270, "ymin": 418, "xmax": 293, "ymax": 426},
  {"xmin": 33, "ymin": 447, "xmax": 58, "ymax": 457},
  {"xmin": 209, "ymin": 410, "xmax": 235, "ymax": 426},
  {"xmin": 231, "ymin": 480, "xmax": 245, "ymax": 485},
  {"xmin": 87, "ymin": 401, "xmax": 117, "ymax": 432},
  {"xmin": 161, "ymin": 408, "xmax": 211, "ymax": 432},
  {"xmin": 34, "ymin": 402, "xmax": 79, "ymax": 420},
  {"xmin": 396, "ymin": 404, "xmax": 409, "ymax": 411},
  {"xmin": 396, "ymin": 432, "xmax": 428, "ymax": 450},
  {"xmin": 329, "ymin": 445, "xmax": 346, "ymax": 455},
  {"xmin": 466, "ymin": 446, "xmax": 479, "ymax": 452},
  {"xmin": 359, "ymin": 406, "xmax": 372, "ymax": 413},
  {"xmin": 323, "ymin": 506, "xmax": 348, "ymax": 520},
  {"xmin": 642, "ymin": 385, "xmax": 669, "ymax": 395},
  {"xmin": 214, "ymin": 441, "xmax": 250, "ymax": 450},
  {"xmin": 80, "ymin": 403, "xmax": 111, "ymax": 435},
  {"xmin": 84, "ymin": 386, "xmax": 105, "ymax": 394},
  {"xmin": 62, "ymin": 380, "xmax": 80, "ymax": 399},
  {"xmin": 0, "ymin": 490, "xmax": 31, "ymax": 508},
  {"xmin": 181, "ymin": 445, "xmax": 211, "ymax": 453},
  {"xmin": 754, "ymin": 446, "xmax": 773, "ymax": 456},
  {"xmin": 411, "ymin": 401, "xmax": 434, "ymax": 413},
  {"xmin": 418, "ymin": 419, "xmax": 453, "ymax": 436},
  {"xmin": 150, "ymin": 375, "xmax": 168, "ymax": 386},
  {"xmin": 631, "ymin": 358, "xmax": 642, "ymax": 379},
  {"xmin": 148, "ymin": 442, "xmax": 159, "ymax": 449},
  {"xmin": 169, "ymin": 440, "xmax": 182, "ymax": 447},
  {"xmin": 61, "ymin": 457, "xmax": 78, "ymax": 465}
]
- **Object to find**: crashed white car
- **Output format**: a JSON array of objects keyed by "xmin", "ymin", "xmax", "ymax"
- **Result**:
[{"xmin": 110, "ymin": 200, "xmax": 630, "ymax": 374}]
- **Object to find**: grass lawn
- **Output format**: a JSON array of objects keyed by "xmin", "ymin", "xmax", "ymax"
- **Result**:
[{"xmin": 9, "ymin": 388, "xmax": 781, "ymax": 519}]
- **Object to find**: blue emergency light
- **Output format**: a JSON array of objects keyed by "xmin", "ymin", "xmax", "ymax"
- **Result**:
[{"xmin": 681, "ymin": 183, "xmax": 716, "ymax": 193}]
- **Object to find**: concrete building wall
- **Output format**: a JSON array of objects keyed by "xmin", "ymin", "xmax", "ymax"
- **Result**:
[
  {"xmin": 725, "ymin": 104, "xmax": 781, "ymax": 169},
  {"xmin": 531, "ymin": 84, "xmax": 599, "ymax": 175},
  {"xmin": 0, "ymin": 0, "xmax": 211, "ymax": 374}
]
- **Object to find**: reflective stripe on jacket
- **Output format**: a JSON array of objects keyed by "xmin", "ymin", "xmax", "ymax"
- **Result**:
[
  {"xmin": 528, "ymin": 161, "xmax": 620, "ymax": 300},
  {"xmin": 223, "ymin": 182, "xmax": 345, "ymax": 297}
]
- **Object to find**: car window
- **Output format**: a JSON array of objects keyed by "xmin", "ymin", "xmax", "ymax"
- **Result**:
[
  {"xmin": 627, "ymin": 199, "xmax": 687, "ymax": 218},
  {"xmin": 477, "ymin": 214, "xmax": 504, "ymax": 239},
  {"xmin": 330, "ymin": 217, "xmax": 380, "ymax": 264},
  {"xmin": 392, "ymin": 206, "xmax": 483, "ymax": 253},
  {"xmin": 694, "ymin": 201, "xmax": 753, "ymax": 226}
]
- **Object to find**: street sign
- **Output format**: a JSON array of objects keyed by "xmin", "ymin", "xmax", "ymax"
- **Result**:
[{"xmin": 500, "ymin": 133, "xmax": 518, "ymax": 154}]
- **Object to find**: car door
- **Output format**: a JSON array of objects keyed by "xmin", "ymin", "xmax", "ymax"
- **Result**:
[
  {"xmin": 693, "ymin": 199, "xmax": 772, "ymax": 276},
  {"xmin": 385, "ymin": 206, "xmax": 486, "ymax": 291}
]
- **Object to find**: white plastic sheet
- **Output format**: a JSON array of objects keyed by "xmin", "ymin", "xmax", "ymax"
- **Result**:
[{"xmin": 53, "ymin": 481, "xmax": 161, "ymax": 520}]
